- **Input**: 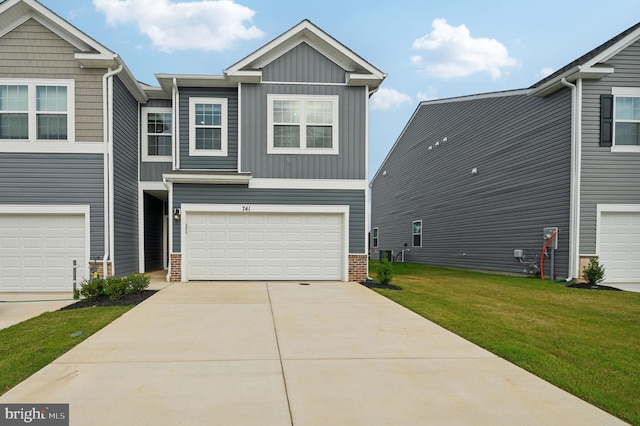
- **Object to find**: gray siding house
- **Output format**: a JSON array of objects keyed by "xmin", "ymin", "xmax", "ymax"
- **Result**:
[
  {"xmin": 0, "ymin": 0, "xmax": 385, "ymax": 291},
  {"xmin": 371, "ymin": 21, "xmax": 640, "ymax": 284}
]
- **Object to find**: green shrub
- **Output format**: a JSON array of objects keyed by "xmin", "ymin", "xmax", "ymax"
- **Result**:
[
  {"xmin": 582, "ymin": 256, "xmax": 605, "ymax": 285},
  {"xmin": 80, "ymin": 278, "xmax": 105, "ymax": 301},
  {"xmin": 376, "ymin": 257, "xmax": 394, "ymax": 285},
  {"xmin": 104, "ymin": 276, "xmax": 128, "ymax": 302},
  {"xmin": 124, "ymin": 273, "xmax": 150, "ymax": 294}
]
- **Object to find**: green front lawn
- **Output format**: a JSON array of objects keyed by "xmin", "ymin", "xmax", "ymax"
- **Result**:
[
  {"xmin": 0, "ymin": 306, "xmax": 132, "ymax": 395},
  {"xmin": 369, "ymin": 261, "xmax": 640, "ymax": 425}
]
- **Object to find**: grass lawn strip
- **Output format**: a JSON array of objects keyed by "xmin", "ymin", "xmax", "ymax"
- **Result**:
[
  {"xmin": 369, "ymin": 261, "xmax": 640, "ymax": 426},
  {"xmin": 0, "ymin": 306, "xmax": 132, "ymax": 395}
]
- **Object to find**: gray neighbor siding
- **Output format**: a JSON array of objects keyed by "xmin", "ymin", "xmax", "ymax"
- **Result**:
[
  {"xmin": 0, "ymin": 154, "xmax": 104, "ymax": 258},
  {"xmin": 580, "ymin": 39, "xmax": 640, "ymax": 254},
  {"xmin": 179, "ymin": 87, "xmax": 238, "ymax": 170},
  {"xmin": 371, "ymin": 89, "xmax": 572, "ymax": 277},
  {"xmin": 172, "ymin": 185, "xmax": 365, "ymax": 253},
  {"xmin": 112, "ymin": 76, "xmax": 139, "ymax": 275}
]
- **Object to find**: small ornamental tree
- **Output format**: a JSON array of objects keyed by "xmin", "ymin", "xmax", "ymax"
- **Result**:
[
  {"xmin": 376, "ymin": 256, "xmax": 393, "ymax": 285},
  {"xmin": 582, "ymin": 257, "xmax": 605, "ymax": 286}
]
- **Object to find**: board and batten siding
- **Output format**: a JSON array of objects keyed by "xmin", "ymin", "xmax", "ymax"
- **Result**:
[
  {"xmin": 112, "ymin": 76, "xmax": 139, "ymax": 275},
  {"xmin": 0, "ymin": 153, "xmax": 104, "ymax": 258},
  {"xmin": 371, "ymin": 89, "xmax": 572, "ymax": 277},
  {"xmin": 241, "ymin": 83, "xmax": 367, "ymax": 179},
  {"xmin": 0, "ymin": 19, "xmax": 104, "ymax": 142},
  {"xmin": 178, "ymin": 87, "xmax": 238, "ymax": 170},
  {"xmin": 262, "ymin": 42, "xmax": 346, "ymax": 84},
  {"xmin": 172, "ymin": 185, "xmax": 365, "ymax": 253},
  {"xmin": 580, "ymin": 39, "xmax": 640, "ymax": 254}
]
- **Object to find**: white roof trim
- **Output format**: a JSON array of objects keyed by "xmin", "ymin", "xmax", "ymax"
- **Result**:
[{"xmin": 225, "ymin": 20, "xmax": 385, "ymax": 83}]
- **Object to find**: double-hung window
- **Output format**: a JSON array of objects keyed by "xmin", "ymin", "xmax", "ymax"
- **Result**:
[
  {"xmin": 0, "ymin": 79, "xmax": 73, "ymax": 142},
  {"xmin": 267, "ymin": 94, "xmax": 338, "ymax": 154},
  {"xmin": 412, "ymin": 220, "xmax": 422, "ymax": 248},
  {"xmin": 142, "ymin": 107, "xmax": 172, "ymax": 161},
  {"xmin": 608, "ymin": 87, "xmax": 640, "ymax": 151},
  {"xmin": 372, "ymin": 227, "xmax": 379, "ymax": 248},
  {"xmin": 189, "ymin": 97, "xmax": 228, "ymax": 156}
]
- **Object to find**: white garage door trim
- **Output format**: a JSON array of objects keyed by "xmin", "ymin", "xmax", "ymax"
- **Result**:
[
  {"xmin": 0, "ymin": 205, "xmax": 90, "ymax": 291},
  {"xmin": 180, "ymin": 204, "xmax": 349, "ymax": 282},
  {"xmin": 596, "ymin": 204, "xmax": 640, "ymax": 283}
]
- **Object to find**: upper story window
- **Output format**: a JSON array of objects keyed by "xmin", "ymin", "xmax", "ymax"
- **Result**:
[
  {"xmin": 372, "ymin": 227, "xmax": 379, "ymax": 248},
  {"xmin": 412, "ymin": 220, "xmax": 422, "ymax": 248},
  {"xmin": 189, "ymin": 97, "xmax": 228, "ymax": 157},
  {"xmin": 0, "ymin": 79, "xmax": 74, "ymax": 142},
  {"xmin": 609, "ymin": 87, "xmax": 640, "ymax": 152},
  {"xmin": 142, "ymin": 107, "xmax": 172, "ymax": 162},
  {"xmin": 267, "ymin": 94, "xmax": 339, "ymax": 155}
]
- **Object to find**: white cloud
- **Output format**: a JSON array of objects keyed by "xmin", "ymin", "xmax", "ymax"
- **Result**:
[
  {"xmin": 538, "ymin": 67, "xmax": 555, "ymax": 78},
  {"xmin": 370, "ymin": 88, "xmax": 413, "ymax": 111},
  {"xmin": 416, "ymin": 87, "xmax": 437, "ymax": 101},
  {"xmin": 93, "ymin": 0, "xmax": 264, "ymax": 52},
  {"xmin": 411, "ymin": 19, "xmax": 518, "ymax": 80}
]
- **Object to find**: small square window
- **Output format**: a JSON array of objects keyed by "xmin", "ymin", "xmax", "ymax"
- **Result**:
[{"xmin": 189, "ymin": 98, "xmax": 228, "ymax": 157}]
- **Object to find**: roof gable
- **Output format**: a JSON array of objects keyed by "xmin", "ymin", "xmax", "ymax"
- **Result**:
[
  {"xmin": 531, "ymin": 21, "xmax": 640, "ymax": 96},
  {"xmin": 225, "ymin": 19, "xmax": 385, "ymax": 91}
]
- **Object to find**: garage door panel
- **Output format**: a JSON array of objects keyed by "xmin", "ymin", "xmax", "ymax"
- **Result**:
[
  {"xmin": 187, "ymin": 211, "xmax": 343, "ymax": 281},
  {"xmin": 599, "ymin": 211, "xmax": 640, "ymax": 283}
]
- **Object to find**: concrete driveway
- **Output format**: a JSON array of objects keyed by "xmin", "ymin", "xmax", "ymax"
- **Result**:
[{"xmin": 0, "ymin": 280, "xmax": 626, "ymax": 425}]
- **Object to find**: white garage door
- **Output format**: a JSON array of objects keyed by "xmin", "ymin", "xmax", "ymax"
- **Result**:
[
  {"xmin": 186, "ymin": 212, "xmax": 343, "ymax": 280},
  {"xmin": 0, "ymin": 214, "xmax": 86, "ymax": 291},
  {"xmin": 598, "ymin": 211, "xmax": 640, "ymax": 282}
]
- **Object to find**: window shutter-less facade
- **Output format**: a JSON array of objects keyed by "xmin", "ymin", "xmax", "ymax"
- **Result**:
[{"xmin": 600, "ymin": 94, "xmax": 613, "ymax": 147}]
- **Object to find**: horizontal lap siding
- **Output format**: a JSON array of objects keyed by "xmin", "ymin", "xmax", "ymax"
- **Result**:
[
  {"xmin": 0, "ymin": 19, "xmax": 104, "ymax": 142},
  {"xmin": 371, "ymin": 90, "xmax": 572, "ymax": 277},
  {"xmin": 172, "ymin": 185, "xmax": 365, "ymax": 253},
  {"xmin": 241, "ymin": 83, "xmax": 366, "ymax": 179},
  {"xmin": 580, "ymin": 40, "xmax": 640, "ymax": 254},
  {"xmin": 112, "ymin": 76, "xmax": 139, "ymax": 275},
  {"xmin": 0, "ymin": 154, "xmax": 104, "ymax": 258}
]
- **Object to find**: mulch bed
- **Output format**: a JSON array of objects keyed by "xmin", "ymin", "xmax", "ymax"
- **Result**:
[
  {"xmin": 360, "ymin": 280, "xmax": 402, "ymax": 290},
  {"xmin": 59, "ymin": 290, "xmax": 157, "ymax": 310},
  {"xmin": 566, "ymin": 283, "xmax": 623, "ymax": 291}
]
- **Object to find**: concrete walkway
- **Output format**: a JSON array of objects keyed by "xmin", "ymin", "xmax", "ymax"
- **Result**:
[
  {"xmin": 0, "ymin": 280, "xmax": 626, "ymax": 425},
  {"xmin": 0, "ymin": 292, "xmax": 75, "ymax": 331}
]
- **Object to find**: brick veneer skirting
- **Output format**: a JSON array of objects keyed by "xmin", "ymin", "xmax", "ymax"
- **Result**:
[
  {"xmin": 348, "ymin": 254, "xmax": 368, "ymax": 282},
  {"xmin": 170, "ymin": 254, "xmax": 182, "ymax": 282}
]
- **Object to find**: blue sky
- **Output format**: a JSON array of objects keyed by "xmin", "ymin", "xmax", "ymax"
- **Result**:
[{"xmin": 39, "ymin": 0, "xmax": 640, "ymax": 179}]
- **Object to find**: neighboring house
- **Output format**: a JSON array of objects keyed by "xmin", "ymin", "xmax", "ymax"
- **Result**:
[
  {"xmin": 371, "ymin": 21, "xmax": 640, "ymax": 284},
  {"xmin": 0, "ymin": 0, "xmax": 385, "ymax": 291}
]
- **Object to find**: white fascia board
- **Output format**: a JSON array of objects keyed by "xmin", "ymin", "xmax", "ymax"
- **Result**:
[
  {"xmin": 163, "ymin": 173, "xmax": 252, "ymax": 185},
  {"xmin": 585, "ymin": 26, "xmax": 640, "ymax": 66},
  {"xmin": 249, "ymin": 178, "xmax": 367, "ymax": 190}
]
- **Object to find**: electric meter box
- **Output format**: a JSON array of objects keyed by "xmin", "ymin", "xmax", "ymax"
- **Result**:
[{"xmin": 543, "ymin": 227, "xmax": 558, "ymax": 250}]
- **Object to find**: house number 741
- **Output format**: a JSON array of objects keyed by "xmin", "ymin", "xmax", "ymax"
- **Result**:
[{"xmin": 242, "ymin": 206, "xmax": 251, "ymax": 212}]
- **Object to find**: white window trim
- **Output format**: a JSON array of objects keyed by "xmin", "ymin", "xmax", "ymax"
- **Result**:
[
  {"xmin": 188, "ymin": 97, "xmax": 228, "ymax": 157},
  {"xmin": 0, "ymin": 78, "xmax": 75, "ymax": 143},
  {"xmin": 412, "ymin": 220, "xmax": 422, "ymax": 248},
  {"xmin": 611, "ymin": 87, "xmax": 640, "ymax": 153},
  {"xmin": 267, "ymin": 94, "xmax": 339, "ymax": 155},
  {"xmin": 142, "ymin": 106, "xmax": 172, "ymax": 162},
  {"xmin": 372, "ymin": 227, "xmax": 379, "ymax": 248}
]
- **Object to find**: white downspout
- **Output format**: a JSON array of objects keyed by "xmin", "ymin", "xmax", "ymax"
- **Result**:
[
  {"xmin": 102, "ymin": 64, "xmax": 123, "ymax": 278},
  {"xmin": 172, "ymin": 78, "xmax": 179, "ymax": 171},
  {"xmin": 561, "ymin": 77, "xmax": 582, "ymax": 281}
]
